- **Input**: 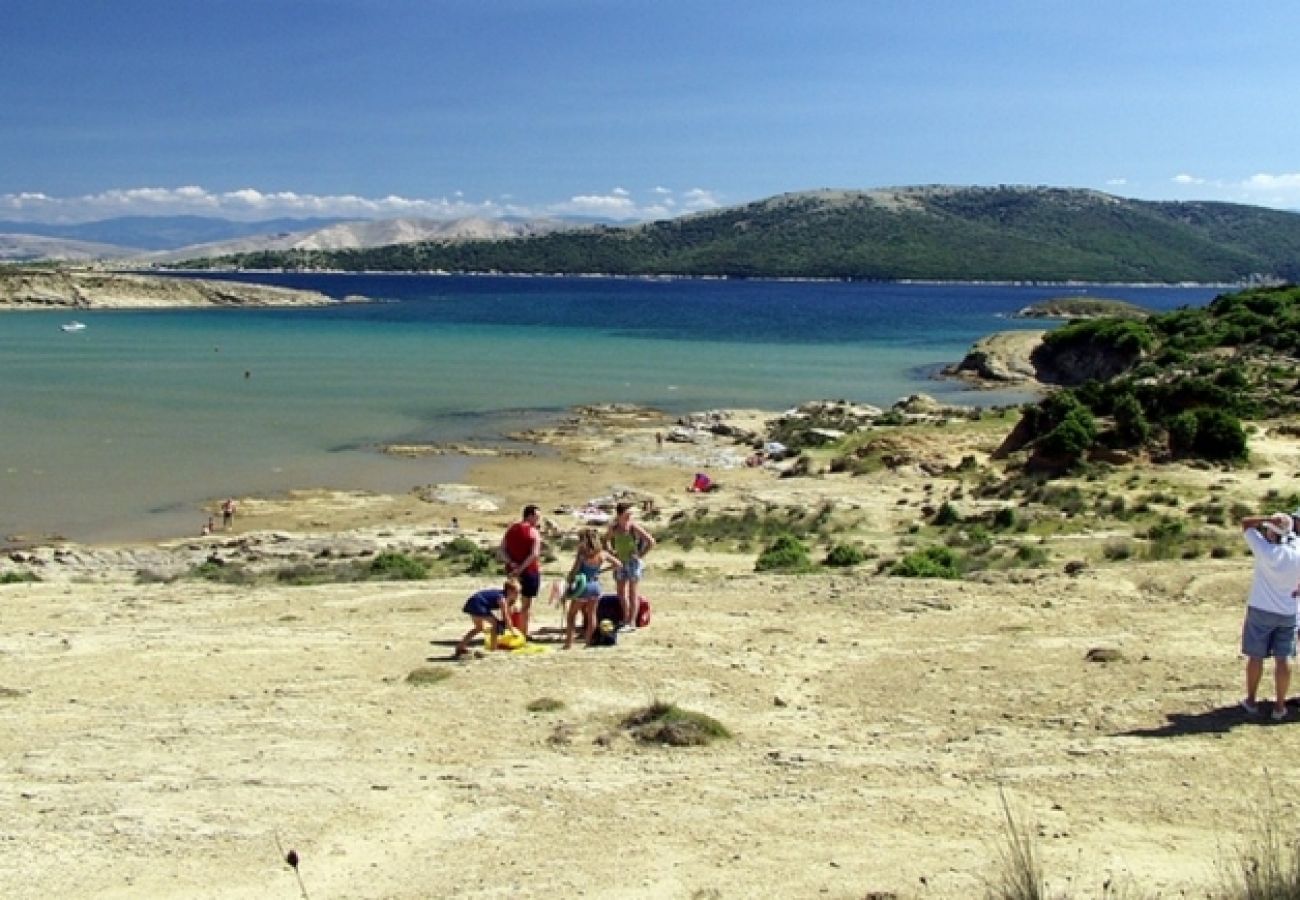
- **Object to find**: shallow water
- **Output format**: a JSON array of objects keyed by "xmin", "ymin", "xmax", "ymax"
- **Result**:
[{"xmin": 0, "ymin": 275, "xmax": 1218, "ymax": 543}]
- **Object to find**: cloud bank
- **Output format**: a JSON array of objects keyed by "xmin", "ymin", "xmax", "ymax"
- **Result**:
[{"xmin": 0, "ymin": 185, "xmax": 723, "ymax": 225}]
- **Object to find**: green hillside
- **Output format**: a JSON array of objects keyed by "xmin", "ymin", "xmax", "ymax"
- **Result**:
[{"xmin": 194, "ymin": 186, "xmax": 1300, "ymax": 282}]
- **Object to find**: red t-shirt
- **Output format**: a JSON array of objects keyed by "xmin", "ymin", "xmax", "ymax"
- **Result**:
[{"xmin": 503, "ymin": 522, "xmax": 540, "ymax": 574}]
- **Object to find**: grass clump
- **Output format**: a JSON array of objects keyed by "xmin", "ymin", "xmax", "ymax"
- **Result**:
[
  {"xmin": 526, "ymin": 697, "xmax": 565, "ymax": 713},
  {"xmin": 1220, "ymin": 801, "xmax": 1300, "ymax": 900},
  {"xmin": 622, "ymin": 700, "xmax": 730, "ymax": 747},
  {"xmin": 986, "ymin": 789, "xmax": 1045, "ymax": 900},
  {"xmin": 0, "ymin": 570, "xmax": 40, "ymax": 584},
  {"xmin": 405, "ymin": 667, "xmax": 452, "ymax": 686},
  {"xmin": 891, "ymin": 545, "xmax": 963, "ymax": 579},
  {"xmin": 367, "ymin": 551, "xmax": 429, "ymax": 581},
  {"xmin": 437, "ymin": 537, "xmax": 496, "ymax": 574},
  {"xmin": 824, "ymin": 544, "xmax": 865, "ymax": 567},
  {"xmin": 190, "ymin": 559, "xmax": 256, "ymax": 585},
  {"xmin": 754, "ymin": 533, "xmax": 812, "ymax": 572}
]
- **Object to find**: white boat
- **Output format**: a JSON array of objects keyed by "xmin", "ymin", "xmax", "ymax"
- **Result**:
[{"xmin": 60, "ymin": 321, "xmax": 86, "ymax": 332}]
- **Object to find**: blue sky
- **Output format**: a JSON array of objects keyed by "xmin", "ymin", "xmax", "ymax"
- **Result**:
[{"xmin": 3, "ymin": 0, "xmax": 1300, "ymax": 223}]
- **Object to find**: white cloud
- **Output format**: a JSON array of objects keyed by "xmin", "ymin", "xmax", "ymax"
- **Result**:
[
  {"xmin": 1105, "ymin": 178, "xmax": 1128, "ymax": 187},
  {"xmin": 681, "ymin": 188, "xmax": 722, "ymax": 211},
  {"xmin": 0, "ymin": 183, "xmax": 724, "ymax": 224},
  {"xmin": 1172, "ymin": 174, "xmax": 1205, "ymax": 185}
]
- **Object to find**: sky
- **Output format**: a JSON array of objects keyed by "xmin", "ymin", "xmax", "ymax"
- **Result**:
[{"xmin": 3, "ymin": 0, "xmax": 1300, "ymax": 224}]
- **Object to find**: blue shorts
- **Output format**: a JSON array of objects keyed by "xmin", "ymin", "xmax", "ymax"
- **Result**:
[
  {"xmin": 1242, "ymin": 606, "xmax": 1297, "ymax": 659},
  {"xmin": 517, "ymin": 570, "xmax": 540, "ymax": 599},
  {"xmin": 615, "ymin": 558, "xmax": 644, "ymax": 583}
]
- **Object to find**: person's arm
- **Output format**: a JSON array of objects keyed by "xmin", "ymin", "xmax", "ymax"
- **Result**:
[
  {"xmin": 633, "ymin": 523, "xmax": 656, "ymax": 557},
  {"xmin": 497, "ymin": 595, "xmax": 513, "ymax": 631},
  {"xmin": 518, "ymin": 530, "xmax": 542, "ymax": 572},
  {"xmin": 1242, "ymin": 515, "xmax": 1274, "ymax": 531}
]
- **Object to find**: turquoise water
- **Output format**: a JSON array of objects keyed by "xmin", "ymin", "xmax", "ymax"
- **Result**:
[{"xmin": 0, "ymin": 275, "xmax": 1218, "ymax": 543}]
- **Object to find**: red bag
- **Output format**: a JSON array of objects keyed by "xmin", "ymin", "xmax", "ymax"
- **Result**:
[{"xmin": 635, "ymin": 596, "xmax": 651, "ymax": 628}]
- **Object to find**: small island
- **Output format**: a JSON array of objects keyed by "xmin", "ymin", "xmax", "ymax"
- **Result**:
[
  {"xmin": 1012, "ymin": 296, "xmax": 1151, "ymax": 320},
  {"xmin": 0, "ymin": 268, "xmax": 333, "ymax": 309}
]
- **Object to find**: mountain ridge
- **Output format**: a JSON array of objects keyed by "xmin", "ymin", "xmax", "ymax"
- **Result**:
[{"xmin": 195, "ymin": 186, "xmax": 1300, "ymax": 283}]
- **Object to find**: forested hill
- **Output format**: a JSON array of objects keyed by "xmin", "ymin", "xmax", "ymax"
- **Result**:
[{"xmin": 196, "ymin": 186, "xmax": 1300, "ymax": 282}]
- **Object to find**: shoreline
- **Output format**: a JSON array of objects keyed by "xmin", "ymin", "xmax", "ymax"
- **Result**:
[{"xmin": 3, "ymin": 397, "xmax": 1300, "ymax": 897}]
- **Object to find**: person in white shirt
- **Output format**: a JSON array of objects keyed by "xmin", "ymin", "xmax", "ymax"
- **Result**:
[{"xmin": 1239, "ymin": 511, "xmax": 1300, "ymax": 720}]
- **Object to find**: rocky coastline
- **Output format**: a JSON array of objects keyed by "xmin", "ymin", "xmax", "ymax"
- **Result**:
[{"xmin": 0, "ymin": 268, "xmax": 333, "ymax": 309}]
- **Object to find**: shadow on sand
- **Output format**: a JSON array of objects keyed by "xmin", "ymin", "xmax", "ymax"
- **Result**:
[{"xmin": 1119, "ymin": 699, "xmax": 1299, "ymax": 738}]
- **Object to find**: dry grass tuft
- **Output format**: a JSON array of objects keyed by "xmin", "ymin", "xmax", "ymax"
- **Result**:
[
  {"xmin": 622, "ymin": 700, "xmax": 731, "ymax": 747},
  {"xmin": 405, "ymin": 667, "xmax": 452, "ymax": 686}
]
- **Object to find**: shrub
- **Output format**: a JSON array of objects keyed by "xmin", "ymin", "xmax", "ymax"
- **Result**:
[
  {"xmin": 622, "ymin": 700, "xmax": 730, "ymax": 746},
  {"xmin": 755, "ymin": 534, "xmax": 812, "ymax": 572},
  {"xmin": 824, "ymin": 544, "xmax": 865, "ymax": 567},
  {"xmin": 992, "ymin": 507, "xmax": 1017, "ymax": 530},
  {"xmin": 0, "ymin": 570, "xmax": 40, "ymax": 584},
  {"xmin": 891, "ymin": 545, "xmax": 962, "ymax": 579},
  {"xmin": 933, "ymin": 501, "xmax": 961, "ymax": 526},
  {"xmin": 368, "ymin": 552, "xmax": 429, "ymax": 581}
]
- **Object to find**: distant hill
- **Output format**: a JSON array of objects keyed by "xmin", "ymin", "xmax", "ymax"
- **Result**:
[
  {"xmin": 195, "ymin": 186, "xmax": 1300, "ymax": 283},
  {"xmin": 0, "ymin": 215, "xmax": 347, "ymax": 252},
  {"xmin": 137, "ymin": 216, "xmax": 578, "ymax": 264},
  {"xmin": 0, "ymin": 233, "xmax": 145, "ymax": 263}
]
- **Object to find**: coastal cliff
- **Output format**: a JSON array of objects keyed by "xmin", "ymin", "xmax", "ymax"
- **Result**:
[{"xmin": 0, "ymin": 268, "xmax": 332, "ymax": 309}]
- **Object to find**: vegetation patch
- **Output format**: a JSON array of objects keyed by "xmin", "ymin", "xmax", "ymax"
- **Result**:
[
  {"xmin": 405, "ymin": 667, "xmax": 452, "ymax": 686},
  {"xmin": 622, "ymin": 701, "xmax": 731, "ymax": 747},
  {"xmin": 0, "ymin": 570, "xmax": 40, "ymax": 584},
  {"xmin": 754, "ymin": 533, "xmax": 813, "ymax": 573},
  {"xmin": 891, "ymin": 546, "xmax": 963, "ymax": 579},
  {"xmin": 526, "ymin": 697, "xmax": 565, "ymax": 713}
]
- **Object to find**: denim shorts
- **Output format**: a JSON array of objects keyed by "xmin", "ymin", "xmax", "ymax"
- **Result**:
[
  {"xmin": 615, "ymin": 557, "xmax": 644, "ymax": 582},
  {"xmin": 1242, "ymin": 606, "xmax": 1298, "ymax": 659}
]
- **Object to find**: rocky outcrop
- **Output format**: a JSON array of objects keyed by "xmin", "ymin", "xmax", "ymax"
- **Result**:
[
  {"xmin": 944, "ymin": 330, "xmax": 1046, "ymax": 384},
  {"xmin": 0, "ymin": 269, "xmax": 333, "ymax": 308}
]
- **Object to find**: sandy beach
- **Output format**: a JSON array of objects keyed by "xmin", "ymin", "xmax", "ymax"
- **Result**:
[{"xmin": 2, "ymin": 402, "xmax": 1298, "ymax": 898}]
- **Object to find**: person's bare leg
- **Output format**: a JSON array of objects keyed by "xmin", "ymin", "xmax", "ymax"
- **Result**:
[{"xmin": 1275, "ymin": 657, "xmax": 1291, "ymax": 713}]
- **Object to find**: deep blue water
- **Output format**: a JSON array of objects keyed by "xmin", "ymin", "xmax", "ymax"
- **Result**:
[{"xmin": 0, "ymin": 275, "xmax": 1220, "ymax": 542}]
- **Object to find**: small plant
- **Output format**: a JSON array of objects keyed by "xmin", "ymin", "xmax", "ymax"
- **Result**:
[
  {"xmin": 368, "ymin": 552, "xmax": 428, "ymax": 581},
  {"xmin": 0, "ymin": 570, "xmax": 40, "ymax": 584},
  {"xmin": 891, "ymin": 545, "xmax": 962, "ymax": 579},
  {"xmin": 824, "ymin": 544, "xmax": 865, "ymax": 567},
  {"xmin": 933, "ymin": 501, "xmax": 961, "ymax": 526},
  {"xmin": 985, "ymin": 789, "xmax": 1045, "ymax": 900},
  {"xmin": 526, "ymin": 697, "xmax": 565, "ymax": 713},
  {"xmin": 1219, "ymin": 795, "xmax": 1300, "ymax": 900},
  {"xmin": 405, "ymin": 667, "xmax": 452, "ymax": 686},
  {"xmin": 622, "ymin": 700, "xmax": 730, "ymax": 746},
  {"xmin": 755, "ymin": 533, "xmax": 812, "ymax": 572}
]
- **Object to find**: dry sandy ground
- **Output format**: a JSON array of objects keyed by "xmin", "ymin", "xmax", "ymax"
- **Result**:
[{"xmin": 3, "ymin": 407, "xmax": 1299, "ymax": 899}]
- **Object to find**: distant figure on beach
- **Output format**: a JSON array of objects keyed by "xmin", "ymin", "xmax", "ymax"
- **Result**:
[
  {"xmin": 1238, "ymin": 510, "xmax": 1300, "ymax": 720},
  {"xmin": 655, "ymin": 431, "xmax": 663, "ymax": 449},
  {"xmin": 498, "ymin": 504, "xmax": 543, "ymax": 636},
  {"xmin": 606, "ymin": 501, "xmax": 655, "ymax": 632},
  {"xmin": 455, "ymin": 578, "xmax": 520, "ymax": 657},
  {"xmin": 450, "ymin": 516, "xmax": 460, "ymax": 531},
  {"xmin": 201, "ymin": 517, "xmax": 215, "ymax": 536},
  {"xmin": 221, "ymin": 498, "xmax": 237, "ymax": 531},
  {"xmin": 563, "ymin": 528, "xmax": 621, "ymax": 649}
]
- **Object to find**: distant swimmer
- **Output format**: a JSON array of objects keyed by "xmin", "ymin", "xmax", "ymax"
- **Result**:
[{"xmin": 244, "ymin": 370, "xmax": 251, "ymax": 379}]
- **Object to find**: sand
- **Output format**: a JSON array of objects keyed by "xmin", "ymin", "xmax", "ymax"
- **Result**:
[{"xmin": 2, "ymin": 404, "xmax": 1298, "ymax": 899}]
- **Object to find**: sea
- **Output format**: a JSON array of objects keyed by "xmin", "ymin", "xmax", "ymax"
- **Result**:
[{"xmin": 0, "ymin": 274, "xmax": 1221, "ymax": 544}]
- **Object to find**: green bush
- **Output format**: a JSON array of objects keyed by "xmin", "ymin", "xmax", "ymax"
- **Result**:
[
  {"xmin": 0, "ymin": 570, "xmax": 40, "ymax": 584},
  {"xmin": 755, "ymin": 534, "xmax": 812, "ymax": 572},
  {"xmin": 824, "ymin": 544, "xmax": 865, "ymax": 567},
  {"xmin": 933, "ymin": 501, "xmax": 960, "ymax": 526},
  {"xmin": 368, "ymin": 552, "xmax": 429, "ymax": 581},
  {"xmin": 891, "ymin": 545, "xmax": 962, "ymax": 579}
]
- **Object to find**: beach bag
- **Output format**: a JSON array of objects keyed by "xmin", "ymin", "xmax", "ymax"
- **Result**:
[
  {"xmin": 597, "ymin": 593, "xmax": 624, "ymax": 626},
  {"xmin": 636, "ymin": 596, "xmax": 651, "ymax": 628}
]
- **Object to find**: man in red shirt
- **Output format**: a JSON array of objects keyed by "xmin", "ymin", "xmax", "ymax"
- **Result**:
[{"xmin": 498, "ymin": 504, "xmax": 543, "ymax": 636}]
